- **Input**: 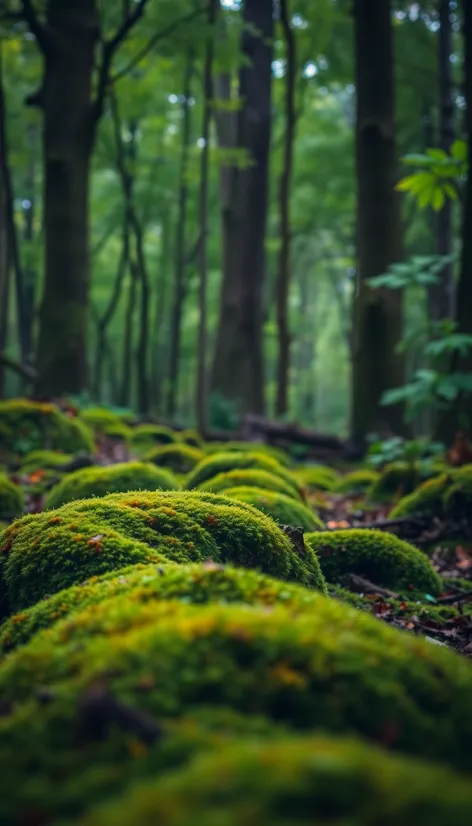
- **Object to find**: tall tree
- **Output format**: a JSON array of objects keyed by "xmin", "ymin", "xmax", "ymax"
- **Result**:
[
  {"xmin": 18, "ymin": 0, "xmax": 149, "ymax": 396},
  {"xmin": 212, "ymin": 0, "xmax": 274, "ymax": 416},
  {"xmin": 351, "ymin": 0, "xmax": 405, "ymax": 449},
  {"xmin": 275, "ymin": 0, "xmax": 296, "ymax": 417}
]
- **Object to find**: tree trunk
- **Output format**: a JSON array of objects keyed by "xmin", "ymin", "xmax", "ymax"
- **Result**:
[
  {"xmin": 120, "ymin": 262, "xmax": 138, "ymax": 408},
  {"xmin": 23, "ymin": 124, "xmax": 37, "ymax": 367},
  {"xmin": 275, "ymin": 0, "xmax": 296, "ymax": 418},
  {"xmin": 351, "ymin": 0, "xmax": 405, "ymax": 450},
  {"xmin": 151, "ymin": 213, "xmax": 171, "ymax": 412},
  {"xmin": 430, "ymin": 0, "xmax": 455, "ymax": 321},
  {"xmin": 212, "ymin": 0, "xmax": 274, "ymax": 416},
  {"xmin": 133, "ymin": 211, "xmax": 151, "ymax": 415},
  {"xmin": 32, "ymin": 0, "xmax": 100, "ymax": 396},
  {"xmin": 167, "ymin": 52, "xmax": 194, "ymax": 418},
  {"xmin": 196, "ymin": 0, "xmax": 216, "ymax": 434},
  {"xmin": 0, "ymin": 42, "xmax": 10, "ymax": 398}
]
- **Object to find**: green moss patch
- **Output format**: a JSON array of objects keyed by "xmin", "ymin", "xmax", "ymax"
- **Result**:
[
  {"xmin": 391, "ymin": 465, "xmax": 472, "ymax": 520},
  {"xmin": 305, "ymin": 528, "xmax": 442, "ymax": 595},
  {"xmin": 131, "ymin": 424, "xmax": 179, "ymax": 450},
  {"xmin": 0, "ymin": 476, "xmax": 24, "ymax": 521},
  {"xmin": 146, "ymin": 444, "xmax": 205, "ymax": 474},
  {"xmin": 224, "ymin": 486, "xmax": 324, "ymax": 532},
  {"xmin": 333, "ymin": 469, "xmax": 380, "ymax": 495},
  {"xmin": 0, "ymin": 398, "xmax": 93, "ymax": 458},
  {"xmin": 294, "ymin": 465, "xmax": 341, "ymax": 492},
  {"xmin": 19, "ymin": 449, "xmax": 73, "ymax": 473},
  {"xmin": 186, "ymin": 451, "xmax": 303, "ymax": 498},
  {"xmin": 198, "ymin": 468, "xmax": 302, "ymax": 500}
]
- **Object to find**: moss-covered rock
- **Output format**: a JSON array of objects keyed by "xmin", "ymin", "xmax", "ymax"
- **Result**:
[
  {"xmin": 0, "ymin": 475, "xmax": 24, "ymax": 521},
  {"xmin": 367, "ymin": 461, "xmax": 437, "ymax": 504},
  {"xmin": 391, "ymin": 466, "xmax": 472, "ymax": 520},
  {"xmin": 294, "ymin": 465, "xmax": 341, "ymax": 492},
  {"xmin": 131, "ymin": 424, "xmax": 179, "ymax": 450},
  {"xmin": 146, "ymin": 444, "xmax": 205, "ymax": 474},
  {"xmin": 0, "ymin": 398, "xmax": 93, "ymax": 458},
  {"xmin": 180, "ymin": 429, "xmax": 204, "ymax": 449},
  {"xmin": 0, "ymin": 562, "xmax": 329, "ymax": 652},
  {"xmin": 79, "ymin": 408, "xmax": 131, "ymax": 441},
  {"xmin": 204, "ymin": 441, "xmax": 293, "ymax": 467},
  {"xmin": 45, "ymin": 461, "xmax": 180, "ymax": 509},
  {"xmin": 80, "ymin": 734, "xmax": 472, "ymax": 826},
  {"xmin": 19, "ymin": 449, "xmax": 73, "ymax": 473},
  {"xmin": 223, "ymin": 486, "xmax": 324, "ymax": 532},
  {"xmin": 305, "ymin": 528, "xmax": 442, "ymax": 595},
  {"xmin": 186, "ymin": 451, "xmax": 303, "ymax": 498},
  {"xmin": 333, "ymin": 469, "xmax": 380, "ymax": 495},
  {"xmin": 198, "ymin": 468, "xmax": 303, "ymax": 500}
]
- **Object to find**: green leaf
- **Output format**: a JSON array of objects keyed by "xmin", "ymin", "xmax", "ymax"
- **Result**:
[{"xmin": 451, "ymin": 139, "xmax": 467, "ymax": 162}]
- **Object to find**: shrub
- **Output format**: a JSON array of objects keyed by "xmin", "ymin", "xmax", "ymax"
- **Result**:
[
  {"xmin": 180, "ymin": 429, "xmax": 204, "ymax": 449},
  {"xmin": 131, "ymin": 424, "xmax": 179, "ymax": 449},
  {"xmin": 333, "ymin": 469, "xmax": 380, "ymax": 495},
  {"xmin": 0, "ymin": 398, "xmax": 93, "ymax": 457},
  {"xmin": 146, "ymin": 444, "xmax": 205, "ymax": 474},
  {"xmin": 45, "ymin": 461, "xmax": 179, "ymax": 509},
  {"xmin": 198, "ymin": 469, "xmax": 302, "ymax": 500},
  {"xmin": 79, "ymin": 735, "xmax": 472, "ymax": 826},
  {"xmin": 186, "ymin": 451, "xmax": 303, "ymax": 498},
  {"xmin": 0, "ymin": 476, "xmax": 24, "ymax": 522},
  {"xmin": 224, "ymin": 486, "xmax": 324, "ymax": 532},
  {"xmin": 294, "ymin": 465, "xmax": 341, "ymax": 492},
  {"xmin": 19, "ymin": 449, "xmax": 73, "ymax": 473},
  {"xmin": 305, "ymin": 528, "xmax": 442, "ymax": 595},
  {"xmin": 0, "ymin": 562, "xmax": 329, "ymax": 652},
  {"xmin": 391, "ymin": 466, "xmax": 472, "ymax": 520}
]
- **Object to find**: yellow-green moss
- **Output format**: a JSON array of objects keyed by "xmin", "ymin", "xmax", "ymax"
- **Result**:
[
  {"xmin": 180, "ymin": 429, "xmax": 204, "ymax": 449},
  {"xmin": 204, "ymin": 441, "xmax": 293, "ymax": 467},
  {"xmin": 367, "ymin": 461, "xmax": 435, "ymax": 504},
  {"xmin": 0, "ymin": 398, "xmax": 93, "ymax": 457},
  {"xmin": 146, "ymin": 444, "xmax": 205, "ymax": 474},
  {"xmin": 294, "ymin": 465, "xmax": 341, "ymax": 492},
  {"xmin": 186, "ymin": 451, "xmax": 303, "ymax": 498},
  {"xmin": 391, "ymin": 465, "xmax": 472, "ymax": 520},
  {"xmin": 198, "ymin": 469, "xmax": 302, "ymax": 500},
  {"xmin": 80, "ymin": 734, "xmax": 472, "ymax": 826},
  {"xmin": 223, "ymin": 486, "xmax": 324, "ymax": 533},
  {"xmin": 131, "ymin": 424, "xmax": 179, "ymax": 450},
  {"xmin": 19, "ymin": 449, "xmax": 73, "ymax": 473},
  {"xmin": 0, "ymin": 476, "xmax": 24, "ymax": 521},
  {"xmin": 80, "ymin": 407, "xmax": 127, "ymax": 436},
  {"xmin": 0, "ymin": 562, "xmax": 330, "ymax": 652},
  {"xmin": 45, "ymin": 461, "xmax": 180, "ymax": 509},
  {"xmin": 333, "ymin": 469, "xmax": 380, "ymax": 495},
  {"xmin": 305, "ymin": 528, "xmax": 442, "ymax": 595}
]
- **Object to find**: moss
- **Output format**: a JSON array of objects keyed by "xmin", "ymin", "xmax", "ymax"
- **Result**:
[
  {"xmin": 186, "ymin": 451, "xmax": 303, "ymax": 499},
  {"xmin": 19, "ymin": 449, "xmax": 73, "ymax": 473},
  {"xmin": 389, "ymin": 468, "xmax": 472, "ymax": 520},
  {"xmin": 1, "ymin": 595, "xmax": 472, "ymax": 801},
  {"xmin": 180, "ymin": 429, "xmax": 204, "ymax": 449},
  {"xmin": 294, "ymin": 465, "xmax": 341, "ymax": 492},
  {"xmin": 204, "ymin": 441, "xmax": 293, "ymax": 467},
  {"xmin": 45, "ymin": 461, "xmax": 180, "ymax": 509},
  {"xmin": 367, "ymin": 461, "xmax": 422, "ymax": 503},
  {"xmin": 305, "ymin": 528, "xmax": 442, "ymax": 595},
  {"xmin": 79, "ymin": 408, "xmax": 131, "ymax": 440},
  {"xmin": 0, "ymin": 562, "xmax": 330, "ymax": 652},
  {"xmin": 0, "ymin": 398, "xmax": 93, "ymax": 457},
  {"xmin": 99, "ymin": 491, "xmax": 321, "ymax": 588},
  {"xmin": 333, "ymin": 469, "xmax": 380, "ymax": 495},
  {"xmin": 146, "ymin": 444, "xmax": 205, "ymax": 474},
  {"xmin": 131, "ymin": 424, "xmax": 179, "ymax": 450},
  {"xmin": 198, "ymin": 469, "xmax": 303, "ymax": 500},
  {"xmin": 80, "ymin": 734, "xmax": 472, "ymax": 826},
  {"xmin": 0, "ymin": 476, "xmax": 24, "ymax": 521},
  {"xmin": 223, "ymin": 486, "xmax": 324, "ymax": 532}
]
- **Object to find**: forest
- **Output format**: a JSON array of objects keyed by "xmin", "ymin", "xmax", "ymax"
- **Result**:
[{"xmin": 0, "ymin": 0, "xmax": 472, "ymax": 824}]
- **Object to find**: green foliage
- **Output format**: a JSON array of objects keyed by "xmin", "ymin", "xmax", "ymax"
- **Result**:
[
  {"xmin": 45, "ymin": 461, "xmax": 180, "ymax": 509},
  {"xmin": 366, "ymin": 437, "xmax": 445, "ymax": 470},
  {"xmin": 332, "ymin": 469, "xmax": 380, "ymax": 495},
  {"xmin": 305, "ymin": 528, "xmax": 442, "ymax": 595},
  {"xmin": 0, "ymin": 476, "xmax": 24, "ymax": 521},
  {"xmin": 186, "ymin": 452, "xmax": 304, "ymax": 498},
  {"xmin": 397, "ymin": 140, "xmax": 467, "ymax": 210},
  {"xmin": 198, "ymin": 469, "xmax": 302, "ymax": 500},
  {"xmin": 223, "ymin": 486, "xmax": 325, "ymax": 533},
  {"xmin": 368, "ymin": 254, "xmax": 458, "ymax": 291},
  {"xmin": 80, "ymin": 735, "xmax": 472, "ymax": 826},
  {"xmin": 145, "ymin": 444, "xmax": 205, "ymax": 474},
  {"xmin": 0, "ymin": 399, "xmax": 94, "ymax": 458}
]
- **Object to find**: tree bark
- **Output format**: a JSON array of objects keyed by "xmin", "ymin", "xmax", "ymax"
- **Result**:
[
  {"xmin": 351, "ymin": 0, "xmax": 405, "ymax": 450},
  {"xmin": 120, "ymin": 260, "xmax": 138, "ymax": 409},
  {"xmin": 275, "ymin": 0, "xmax": 296, "ymax": 417},
  {"xmin": 167, "ymin": 52, "xmax": 194, "ymax": 418},
  {"xmin": 212, "ymin": 0, "xmax": 274, "ymax": 416},
  {"xmin": 0, "ymin": 42, "xmax": 10, "ymax": 398},
  {"xmin": 196, "ymin": 0, "xmax": 216, "ymax": 434},
  {"xmin": 430, "ymin": 0, "xmax": 455, "ymax": 321}
]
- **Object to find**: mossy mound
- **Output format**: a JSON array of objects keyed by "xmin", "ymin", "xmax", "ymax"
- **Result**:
[
  {"xmin": 368, "ymin": 461, "xmax": 425, "ymax": 504},
  {"xmin": 0, "ymin": 398, "xmax": 93, "ymax": 457},
  {"xmin": 180, "ymin": 429, "xmax": 204, "ymax": 449},
  {"xmin": 198, "ymin": 468, "xmax": 302, "ymax": 500},
  {"xmin": 146, "ymin": 444, "xmax": 205, "ymax": 474},
  {"xmin": 333, "ymin": 469, "xmax": 380, "ymax": 495},
  {"xmin": 19, "ymin": 449, "xmax": 73, "ymax": 473},
  {"xmin": 391, "ymin": 466, "xmax": 472, "ymax": 520},
  {"xmin": 305, "ymin": 528, "xmax": 442, "ymax": 595},
  {"xmin": 294, "ymin": 465, "xmax": 341, "ymax": 492},
  {"xmin": 224, "ymin": 486, "xmax": 324, "ymax": 532},
  {"xmin": 0, "ymin": 476, "xmax": 24, "ymax": 521},
  {"xmin": 204, "ymin": 441, "xmax": 292, "ymax": 467},
  {"xmin": 0, "ymin": 562, "xmax": 329, "ymax": 652},
  {"xmin": 186, "ymin": 451, "xmax": 303, "ymax": 498},
  {"xmin": 98, "ymin": 491, "xmax": 320, "ymax": 588},
  {"xmin": 1, "ymin": 596, "xmax": 472, "ymax": 791},
  {"xmin": 45, "ymin": 461, "xmax": 180, "ymax": 509},
  {"xmin": 79, "ymin": 408, "xmax": 131, "ymax": 441},
  {"xmin": 131, "ymin": 424, "xmax": 179, "ymax": 450},
  {"xmin": 80, "ymin": 734, "xmax": 472, "ymax": 826}
]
